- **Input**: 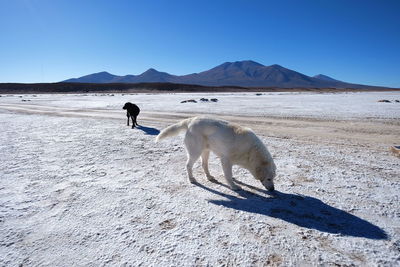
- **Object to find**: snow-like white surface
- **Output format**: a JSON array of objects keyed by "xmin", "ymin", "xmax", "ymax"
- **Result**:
[
  {"xmin": 0, "ymin": 92, "xmax": 399, "ymax": 266},
  {"xmin": 1, "ymin": 91, "xmax": 399, "ymax": 119}
]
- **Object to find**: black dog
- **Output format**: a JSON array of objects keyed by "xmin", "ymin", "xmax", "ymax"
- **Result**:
[{"xmin": 123, "ymin": 102, "xmax": 140, "ymax": 128}]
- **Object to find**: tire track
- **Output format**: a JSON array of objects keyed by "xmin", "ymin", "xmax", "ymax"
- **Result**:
[{"xmin": 1, "ymin": 103, "xmax": 399, "ymax": 147}]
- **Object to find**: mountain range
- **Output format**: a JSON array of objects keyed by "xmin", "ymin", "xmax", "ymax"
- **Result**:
[{"xmin": 63, "ymin": 60, "xmax": 373, "ymax": 88}]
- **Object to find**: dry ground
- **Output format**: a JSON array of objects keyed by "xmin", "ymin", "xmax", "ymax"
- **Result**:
[{"xmin": 0, "ymin": 97, "xmax": 399, "ymax": 266}]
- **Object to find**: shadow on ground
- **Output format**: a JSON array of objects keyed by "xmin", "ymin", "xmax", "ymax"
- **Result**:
[
  {"xmin": 196, "ymin": 180, "xmax": 387, "ymax": 240},
  {"xmin": 136, "ymin": 125, "xmax": 160, "ymax": 135}
]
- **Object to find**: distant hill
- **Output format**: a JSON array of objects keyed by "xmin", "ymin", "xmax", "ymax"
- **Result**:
[
  {"xmin": 313, "ymin": 74, "xmax": 341, "ymax": 82},
  {"xmin": 116, "ymin": 68, "xmax": 177, "ymax": 83},
  {"xmin": 62, "ymin": 60, "xmax": 386, "ymax": 89},
  {"xmin": 176, "ymin": 61, "xmax": 319, "ymax": 87},
  {"xmin": 1, "ymin": 82, "xmax": 397, "ymax": 94},
  {"xmin": 64, "ymin": 71, "xmax": 118, "ymax": 83},
  {"xmin": 0, "ymin": 82, "xmax": 248, "ymax": 94}
]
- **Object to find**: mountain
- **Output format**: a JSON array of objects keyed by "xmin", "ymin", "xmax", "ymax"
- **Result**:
[
  {"xmin": 178, "ymin": 61, "xmax": 320, "ymax": 87},
  {"xmin": 62, "ymin": 61, "xmax": 371, "ymax": 88},
  {"xmin": 313, "ymin": 74, "xmax": 341, "ymax": 82},
  {"xmin": 118, "ymin": 68, "xmax": 176, "ymax": 83},
  {"xmin": 63, "ymin": 71, "xmax": 118, "ymax": 83},
  {"xmin": 65, "ymin": 69, "xmax": 177, "ymax": 83}
]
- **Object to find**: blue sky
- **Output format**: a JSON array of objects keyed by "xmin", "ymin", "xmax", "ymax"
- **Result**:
[{"xmin": 0, "ymin": 0, "xmax": 399, "ymax": 87}]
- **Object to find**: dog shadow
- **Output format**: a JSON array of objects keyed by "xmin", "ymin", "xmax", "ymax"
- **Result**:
[
  {"xmin": 195, "ymin": 180, "xmax": 388, "ymax": 240},
  {"xmin": 135, "ymin": 125, "xmax": 160, "ymax": 136}
]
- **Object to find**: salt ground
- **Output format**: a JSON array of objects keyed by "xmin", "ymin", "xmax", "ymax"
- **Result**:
[{"xmin": 0, "ymin": 92, "xmax": 399, "ymax": 266}]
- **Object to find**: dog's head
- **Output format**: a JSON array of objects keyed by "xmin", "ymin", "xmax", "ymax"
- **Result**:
[
  {"xmin": 122, "ymin": 102, "xmax": 131, "ymax": 110},
  {"xmin": 256, "ymin": 160, "xmax": 276, "ymax": 191}
]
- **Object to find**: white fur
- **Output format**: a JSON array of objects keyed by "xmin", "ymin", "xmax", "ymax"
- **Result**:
[{"xmin": 156, "ymin": 117, "xmax": 276, "ymax": 191}]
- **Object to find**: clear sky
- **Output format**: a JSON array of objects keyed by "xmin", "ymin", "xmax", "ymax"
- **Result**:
[{"xmin": 1, "ymin": 0, "xmax": 399, "ymax": 87}]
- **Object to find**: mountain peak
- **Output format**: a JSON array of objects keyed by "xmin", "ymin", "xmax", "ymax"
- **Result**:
[
  {"xmin": 95, "ymin": 71, "xmax": 112, "ymax": 75},
  {"xmin": 144, "ymin": 68, "xmax": 159, "ymax": 73},
  {"xmin": 139, "ymin": 68, "xmax": 173, "ymax": 77},
  {"xmin": 235, "ymin": 60, "xmax": 264, "ymax": 65},
  {"xmin": 63, "ymin": 71, "xmax": 117, "ymax": 83},
  {"xmin": 243, "ymin": 60, "xmax": 264, "ymax": 66},
  {"xmin": 313, "ymin": 74, "xmax": 340, "ymax": 82},
  {"xmin": 124, "ymin": 68, "xmax": 175, "ymax": 83},
  {"xmin": 268, "ymin": 64, "xmax": 285, "ymax": 69},
  {"xmin": 221, "ymin": 60, "xmax": 264, "ymax": 67}
]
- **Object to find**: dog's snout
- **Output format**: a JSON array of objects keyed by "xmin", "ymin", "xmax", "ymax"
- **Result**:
[
  {"xmin": 262, "ymin": 181, "xmax": 274, "ymax": 191},
  {"xmin": 268, "ymin": 185, "xmax": 275, "ymax": 191}
]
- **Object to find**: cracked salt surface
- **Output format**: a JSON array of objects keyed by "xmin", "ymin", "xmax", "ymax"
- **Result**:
[{"xmin": 0, "ymin": 92, "xmax": 399, "ymax": 266}]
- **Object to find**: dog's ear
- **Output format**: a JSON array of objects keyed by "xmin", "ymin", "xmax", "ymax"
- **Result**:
[
  {"xmin": 123, "ymin": 102, "xmax": 130, "ymax": 109},
  {"xmin": 255, "ymin": 166, "xmax": 264, "ymax": 180}
]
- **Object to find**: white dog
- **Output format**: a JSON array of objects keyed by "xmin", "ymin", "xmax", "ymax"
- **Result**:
[{"xmin": 156, "ymin": 117, "xmax": 276, "ymax": 191}]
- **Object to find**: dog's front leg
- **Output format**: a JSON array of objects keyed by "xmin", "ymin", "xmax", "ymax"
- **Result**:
[
  {"xmin": 126, "ymin": 112, "xmax": 130, "ymax": 126},
  {"xmin": 221, "ymin": 157, "xmax": 241, "ymax": 191}
]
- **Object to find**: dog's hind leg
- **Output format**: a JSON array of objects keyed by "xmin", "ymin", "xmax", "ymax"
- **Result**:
[
  {"xmin": 184, "ymin": 133, "xmax": 202, "ymax": 184},
  {"xmin": 201, "ymin": 150, "xmax": 216, "ymax": 182},
  {"xmin": 221, "ymin": 157, "xmax": 241, "ymax": 191},
  {"xmin": 130, "ymin": 115, "xmax": 135, "ymax": 128}
]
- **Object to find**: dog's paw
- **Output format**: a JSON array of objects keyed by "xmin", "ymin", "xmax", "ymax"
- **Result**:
[
  {"xmin": 231, "ymin": 185, "xmax": 242, "ymax": 191},
  {"xmin": 188, "ymin": 177, "xmax": 197, "ymax": 184},
  {"xmin": 206, "ymin": 175, "xmax": 217, "ymax": 183}
]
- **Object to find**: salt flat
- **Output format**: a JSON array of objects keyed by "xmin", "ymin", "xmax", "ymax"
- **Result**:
[{"xmin": 0, "ymin": 92, "xmax": 399, "ymax": 266}]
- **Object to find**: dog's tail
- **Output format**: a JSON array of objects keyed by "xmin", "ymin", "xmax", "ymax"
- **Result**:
[{"xmin": 155, "ymin": 118, "xmax": 193, "ymax": 142}]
